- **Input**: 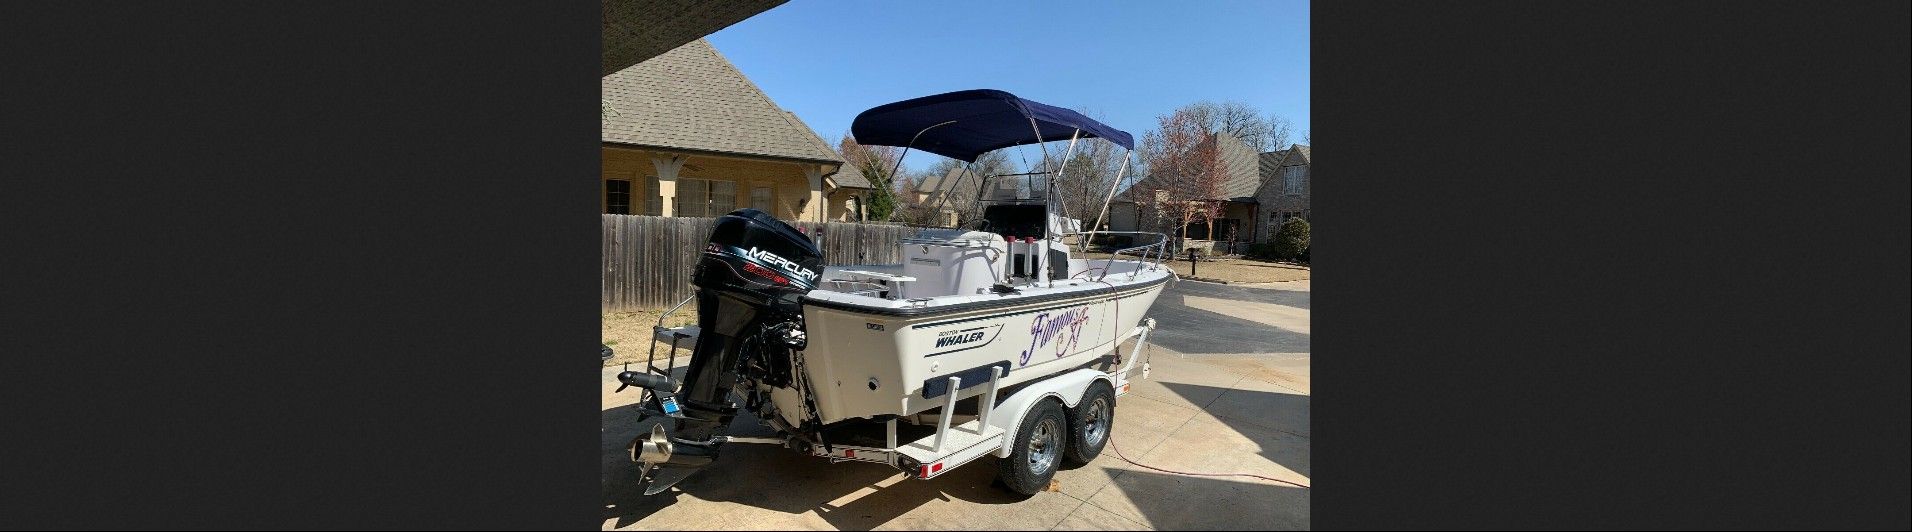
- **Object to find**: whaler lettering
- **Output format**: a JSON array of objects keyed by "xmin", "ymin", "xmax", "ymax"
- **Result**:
[{"xmin": 934, "ymin": 331, "xmax": 986, "ymax": 348}]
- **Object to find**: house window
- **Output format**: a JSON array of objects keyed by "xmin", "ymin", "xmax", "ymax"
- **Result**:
[
  {"xmin": 673, "ymin": 178, "xmax": 736, "ymax": 217},
  {"xmin": 644, "ymin": 177, "xmax": 661, "ymax": 216},
  {"xmin": 750, "ymin": 187, "xmax": 773, "ymax": 213},
  {"xmin": 1284, "ymin": 166, "xmax": 1303, "ymax": 196},
  {"xmin": 605, "ymin": 179, "xmax": 632, "ymax": 215},
  {"xmin": 709, "ymin": 179, "xmax": 736, "ymax": 215}
]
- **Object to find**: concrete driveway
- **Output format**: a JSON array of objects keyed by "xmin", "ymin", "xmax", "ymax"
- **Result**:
[{"xmin": 601, "ymin": 279, "xmax": 1310, "ymax": 530}]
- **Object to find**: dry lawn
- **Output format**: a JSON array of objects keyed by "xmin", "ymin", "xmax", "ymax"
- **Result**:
[{"xmin": 602, "ymin": 305, "xmax": 698, "ymax": 367}]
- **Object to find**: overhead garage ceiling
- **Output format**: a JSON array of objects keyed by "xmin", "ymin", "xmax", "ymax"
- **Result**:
[{"xmin": 602, "ymin": 0, "xmax": 787, "ymax": 77}]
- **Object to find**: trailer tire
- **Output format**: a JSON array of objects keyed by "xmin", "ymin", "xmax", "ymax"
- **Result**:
[
  {"xmin": 1065, "ymin": 381, "xmax": 1115, "ymax": 465},
  {"xmin": 997, "ymin": 398, "xmax": 1066, "ymax": 495}
]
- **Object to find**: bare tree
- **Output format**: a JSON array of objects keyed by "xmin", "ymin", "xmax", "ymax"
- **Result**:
[
  {"xmin": 836, "ymin": 133, "xmax": 905, "ymax": 221},
  {"xmin": 1182, "ymin": 100, "xmax": 1279, "ymax": 151},
  {"xmin": 1265, "ymin": 113, "xmax": 1292, "ymax": 153},
  {"xmin": 1137, "ymin": 108, "xmax": 1225, "ymax": 250},
  {"xmin": 1213, "ymin": 101, "xmax": 1267, "ymax": 149}
]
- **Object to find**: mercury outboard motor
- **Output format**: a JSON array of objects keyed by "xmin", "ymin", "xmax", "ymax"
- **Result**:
[{"xmin": 625, "ymin": 208, "xmax": 822, "ymax": 494}]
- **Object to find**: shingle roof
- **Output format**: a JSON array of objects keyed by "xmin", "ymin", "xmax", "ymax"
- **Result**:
[
  {"xmin": 922, "ymin": 166, "xmax": 974, "ymax": 193},
  {"xmin": 1259, "ymin": 149, "xmax": 1291, "ymax": 177},
  {"xmin": 828, "ymin": 159, "xmax": 872, "ymax": 189},
  {"xmin": 601, "ymin": 39, "xmax": 843, "ymax": 164},
  {"xmin": 914, "ymin": 171, "xmax": 943, "ymax": 194},
  {"xmin": 1214, "ymin": 133, "xmax": 1261, "ymax": 200},
  {"xmin": 782, "ymin": 110, "xmax": 871, "ymax": 189}
]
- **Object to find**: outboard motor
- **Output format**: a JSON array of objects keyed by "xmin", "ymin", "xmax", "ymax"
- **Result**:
[{"xmin": 626, "ymin": 208, "xmax": 822, "ymax": 494}]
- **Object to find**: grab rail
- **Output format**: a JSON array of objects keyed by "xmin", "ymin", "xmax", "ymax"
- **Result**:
[
  {"xmin": 820, "ymin": 279, "xmax": 891, "ymax": 298},
  {"xmin": 1075, "ymin": 231, "xmax": 1170, "ymax": 281},
  {"xmin": 900, "ymin": 236, "xmax": 996, "ymax": 248}
]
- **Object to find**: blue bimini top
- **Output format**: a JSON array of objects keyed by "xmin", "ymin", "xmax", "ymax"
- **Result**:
[{"xmin": 850, "ymin": 89, "xmax": 1134, "ymax": 163}]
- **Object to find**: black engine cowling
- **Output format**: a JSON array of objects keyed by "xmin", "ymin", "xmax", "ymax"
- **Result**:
[{"xmin": 670, "ymin": 209, "xmax": 822, "ymax": 442}]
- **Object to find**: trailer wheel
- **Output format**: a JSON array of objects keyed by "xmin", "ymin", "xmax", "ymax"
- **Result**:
[
  {"xmin": 1065, "ymin": 381, "xmax": 1115, "ymax": 465},
  {"xmin": 997, "ymin": 398, "xmax": 1065, "ymax": 495}
]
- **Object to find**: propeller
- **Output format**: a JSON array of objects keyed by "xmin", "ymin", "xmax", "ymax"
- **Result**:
[{"xmin": 633, "ymin": 423, "xmax": 672, "ymax": 482}]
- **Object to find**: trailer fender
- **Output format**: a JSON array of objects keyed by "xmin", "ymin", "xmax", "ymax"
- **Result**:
[{"xmin": 988, "ymin": 368, "xmax": 1113, "ymax": 458}]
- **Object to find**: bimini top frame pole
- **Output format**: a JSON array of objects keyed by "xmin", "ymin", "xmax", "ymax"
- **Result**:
[
  {"xmin": 926, "ymin": 160, "xmax": 975, "ymax": 227},
  {"xmin": 1083, "ymin": 149, "xmax": 1135, "ymax": 253},
  {"xmin": 875, "ymin": 119, "xmax": 961, "ymax": 223}
]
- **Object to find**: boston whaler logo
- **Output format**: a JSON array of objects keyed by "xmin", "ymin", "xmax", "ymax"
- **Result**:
[
  {"xmin": 1019, "ymin": 306, "xmax": 1090, "ymax": 366},
  {"xmin": 927, "ymin": 324, "xmax": 1000, "ymax": 356},
  {"xmin": 936, "ymin": 329, "xmax": 986, "ymax": 348}
]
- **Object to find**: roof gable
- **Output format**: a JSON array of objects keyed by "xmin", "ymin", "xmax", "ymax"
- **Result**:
[
  {"xmin": 1252, "ymin": 144, "xmax": 1310, "ymax": 198},
  {"xmin": 1285, "ymin": 145, "xmax": 1310, "ymax": 165},
  {"xmin": 601, "ymin": 39, "xmax": 842, "ymax": 164}
]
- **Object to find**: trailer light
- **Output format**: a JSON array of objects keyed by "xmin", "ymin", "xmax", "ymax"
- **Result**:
[
  {"xmin": 845, "ymin": 449, "xmax": 856, "ymax": 458},
  {"xmin": 920, "ymin": 465, "xmax": 932, "ymax": 478},
  {"xmin": 931, "ymin": 462, "xmax": 944, "ymax": 473}
]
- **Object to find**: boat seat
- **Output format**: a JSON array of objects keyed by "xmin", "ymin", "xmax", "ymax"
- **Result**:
[{"xmin": 653, "ymin": 325, "xmax": 699, "ymax": 344}]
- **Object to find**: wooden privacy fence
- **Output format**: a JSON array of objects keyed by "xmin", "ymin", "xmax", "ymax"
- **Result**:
[{"xmin": 602, "ymin": 214, "xmax": 922, "ymax": 311}]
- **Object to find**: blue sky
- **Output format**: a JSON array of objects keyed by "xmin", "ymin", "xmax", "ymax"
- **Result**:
[{"xmin": 707, "ymin": 0, "xmax": 1310, "ymax": 174}]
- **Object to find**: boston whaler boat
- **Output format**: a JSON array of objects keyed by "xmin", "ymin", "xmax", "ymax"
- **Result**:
[{"xmin": 615, "ymin": 89, "xmax": 1174, "ymax": 495}]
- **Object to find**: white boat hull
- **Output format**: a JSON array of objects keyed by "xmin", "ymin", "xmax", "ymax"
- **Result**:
[{"xmin": 777, "ymin": 273, "xmax": 1169, "ymax": 426}]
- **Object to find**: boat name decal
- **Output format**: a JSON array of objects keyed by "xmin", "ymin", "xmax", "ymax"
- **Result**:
[{"xmin": 1019, "ymin": 306, "xmax": 1090, "ymax": 366}]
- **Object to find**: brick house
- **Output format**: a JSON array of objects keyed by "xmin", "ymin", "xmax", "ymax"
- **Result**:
[
  {"xmin": 1253, "ymin": 144, "xmax": 1311, "ymax": 242},
  {"xmin": 601, "ymin": 38, "xmax": 871, "ymax": 222}
]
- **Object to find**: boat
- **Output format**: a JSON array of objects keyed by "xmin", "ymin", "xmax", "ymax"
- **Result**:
[{"xmin": 615, "ymin": 89, "xmax": 1174, "ymax": 495}]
